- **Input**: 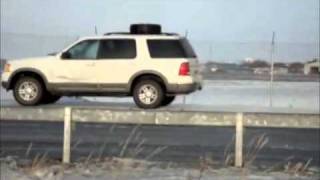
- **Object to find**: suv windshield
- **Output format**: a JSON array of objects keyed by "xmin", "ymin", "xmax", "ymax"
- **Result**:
[{"xmin": 147, "ymin": 38, "xmax": 197, "ymax": 58}]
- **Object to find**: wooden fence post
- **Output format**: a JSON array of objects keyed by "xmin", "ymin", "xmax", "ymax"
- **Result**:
[
  {"xmin": 63, "ymin": 107, "xmax": 72, "ymax": 163},
  {"xmin": 235, "ymin": 112, "xmax": 244, "ymax": 167}
]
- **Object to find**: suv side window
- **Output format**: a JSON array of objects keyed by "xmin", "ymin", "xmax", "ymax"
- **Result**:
[
  {"xmin": 98, "ymin": 39, "xmax": 136, "ymax": 59},
  {"xmin": 67, "ymin": 40, "xmax": 99, "ymax": 59},
  {"xmin": 147, "ymin": 39, "xmax": 197, "ymax": 58}
]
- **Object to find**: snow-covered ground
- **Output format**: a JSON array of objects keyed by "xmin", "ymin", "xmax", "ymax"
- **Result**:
[
  {"xmin": 188, "ymin": 80, "xmax": 319, "ymax": 110},
  {"xmin": 1, "ymin": 80, "xmax": 319, "ymax": 113}
]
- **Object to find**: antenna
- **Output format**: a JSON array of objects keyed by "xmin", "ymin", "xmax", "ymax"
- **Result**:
[
  {"xmin": 185, "ymin": 30, "xmax": 188, "ymax": 38},
  {"xmin": 94, "ymin": 25, "xmax": 98, "ymax": 35},
  {"xmin": 269, "ymin": 31, "xmax": 276, "ymax": 107}
]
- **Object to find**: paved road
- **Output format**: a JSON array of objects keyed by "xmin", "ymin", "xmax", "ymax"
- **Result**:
[
  {"xmin": 1, "ymin": 121, "xmax": 319, "ymax": 167},
  {"xmin": 1, "ymin": 80, "xmax": 319, "ymax": 167}
]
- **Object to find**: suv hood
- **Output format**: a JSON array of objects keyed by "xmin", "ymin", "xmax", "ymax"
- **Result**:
[
  {"xmin": 7, "ymin": 56, "xmax": 59, "ymax": 70},
  {"xmin": 8, "ymin": 56, "xmax": 57, "ymax": 64},
  {"xmin": 9, "ymin": 56, "xmax": 56, "ymax": 63}
]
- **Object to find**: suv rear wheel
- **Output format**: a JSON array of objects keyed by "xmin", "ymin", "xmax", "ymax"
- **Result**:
[
  {"xmin": 13, "ymin": 77, "xmax": 44, "ymax": 106},
  {"xmin": 133, "ymin": 80, "xmax": 164, "ymax": 109}
]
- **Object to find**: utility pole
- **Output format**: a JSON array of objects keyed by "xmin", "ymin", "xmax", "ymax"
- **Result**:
[
  {"xmin": 269, "ymin": 32, "xmax": 276, "ymax": 107},
  {"xmin": 182, "ymin": 29, "xmax": 189, "ymax": 108}
]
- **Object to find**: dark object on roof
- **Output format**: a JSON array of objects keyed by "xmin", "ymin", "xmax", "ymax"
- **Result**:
[
  {"xmin": 104, "ymin": 32, "xmax": 131, "ymax": 35},
  {"xmin": 104, "ymin": 24, "xmax": 179, "ymax": 36},
  {"xmin": 130, "ymin": 24, "xmax": 161, "ymax": 34},
  {"xmin": 104, "ymin": 32, "xmax": 178, "ymax": 36}
]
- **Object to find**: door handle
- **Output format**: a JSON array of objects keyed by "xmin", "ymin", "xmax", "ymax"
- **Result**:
[{"xmin": 86, "ymin": 62, "xmax": 95, "ymax": 67}]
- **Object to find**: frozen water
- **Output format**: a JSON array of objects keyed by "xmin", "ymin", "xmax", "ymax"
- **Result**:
[{"xmin": 83, "ymin": 80, "xmax": 319, "ymax": 112}]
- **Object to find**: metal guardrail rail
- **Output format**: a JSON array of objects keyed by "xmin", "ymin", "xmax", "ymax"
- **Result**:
[
  {"xmin": 1, "ymin": 107, "xmax": 319, "ymax": 128},
  {"xmin": 1, "ymin": 106, "xmax": 319, "ymax": 167}
]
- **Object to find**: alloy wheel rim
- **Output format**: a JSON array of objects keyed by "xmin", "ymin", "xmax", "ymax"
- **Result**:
[
  {"xmin": 18, "ymin": 81, "xmax": 38, "ymax": 101},
  {"xmin": 138, "ymin": 84, "xmax": 158, "ymax": 105}
]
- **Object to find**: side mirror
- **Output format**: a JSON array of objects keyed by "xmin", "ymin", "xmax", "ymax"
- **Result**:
[{"xmin": 61, "ymin": 52, "xmax": 71, "ymax": 59}]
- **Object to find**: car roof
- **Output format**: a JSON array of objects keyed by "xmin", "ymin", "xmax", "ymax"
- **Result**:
[{"xmin": 79, "ymin": 34, "xmax": 183, "ymax": 41}]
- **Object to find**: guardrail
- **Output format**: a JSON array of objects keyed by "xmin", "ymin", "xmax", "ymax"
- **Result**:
[{"xmin": 1, "ymin": 106, "xmax": 319, "ymax": 167}]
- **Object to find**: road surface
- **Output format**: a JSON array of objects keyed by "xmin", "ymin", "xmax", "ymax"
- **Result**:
[{"xmin": 1, "ymin": 120, "xmax": 319, "ymax": 167}]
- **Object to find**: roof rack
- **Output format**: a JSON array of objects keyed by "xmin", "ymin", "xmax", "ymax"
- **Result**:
[
  {"xmin": 162, "ymin": 32, "xmax": 179, "ymax": 36},
  {"xmin": 104, "ymin": 32, "xmax": 179, "ymax": 36},
  {"xmin": 104, "ymin": 32, "xmax": 131, "ymax": 35}
]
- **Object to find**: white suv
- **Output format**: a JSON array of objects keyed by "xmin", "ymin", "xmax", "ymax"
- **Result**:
[{"xmin": 1, "ymin": 24, "xmax": 202, "ymax": 108}]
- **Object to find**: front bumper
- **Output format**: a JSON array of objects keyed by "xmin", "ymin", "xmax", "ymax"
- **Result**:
[{"xmin": 167, "ymin": 83, "xmax": 202, "ymax": 94}]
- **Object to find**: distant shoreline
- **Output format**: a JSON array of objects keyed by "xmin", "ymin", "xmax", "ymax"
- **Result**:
[{"xmin": 203, "ymin": 72, "xmax": 320, "ymax": 82}]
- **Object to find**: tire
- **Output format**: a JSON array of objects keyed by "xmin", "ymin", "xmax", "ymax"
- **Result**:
[
  {"xmin": 130, "ymin": 24, "xmax": 161, "ymax": 34},
  {"xmin": 13, "ymin": 77, "xmax": 44, "ymax": 106},
  {"xmin": 133, "ymin": 80, "xmax": 164, "ymax": 109},
  {"xmin": 41, "ymin": 93, "xmax": 61, "ymax": 104},
  {"xmin": 161, "ymin": 96, "xmax": 175, "ymax": 106}
]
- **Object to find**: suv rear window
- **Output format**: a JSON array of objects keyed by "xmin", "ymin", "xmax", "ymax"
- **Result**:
[
  {"xmin": 147, "ymin": 39, "xmax": 196, "ymax": 58},
  {"xmin": 98, "ymin": 39, "xmax": 136, "ymax": 59}
]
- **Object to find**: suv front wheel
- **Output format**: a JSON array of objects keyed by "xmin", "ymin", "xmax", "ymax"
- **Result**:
[
  {"xmin": 133, "ymin": 80, "xmax": 164, "ymax": 109},
  {"xmin": 13, "ymin": 77, "xmax": 44, "ymax": 106}
]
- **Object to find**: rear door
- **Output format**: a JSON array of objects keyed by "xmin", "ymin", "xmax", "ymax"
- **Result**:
[{"xmin": 95, "ymin": 39, "xmax": 137, "ymax": 92}]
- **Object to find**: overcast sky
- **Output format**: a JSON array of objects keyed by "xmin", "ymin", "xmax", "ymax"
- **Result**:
[{"xmin": 1, "ymin": 0, "xmax": 319, "ymax": 61}]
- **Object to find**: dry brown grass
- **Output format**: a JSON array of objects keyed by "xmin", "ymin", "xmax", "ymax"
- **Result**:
[
  {"xmin": 119, "ymin": 125, "xmax": 140, "ymax": 157},
  {"xmin": 244, "ymin": 133, "xmax": 269, "ymax": 168},
  {"xmin": 223, "ymin": 135, "xmax": 235, "ymax": 166},
  {"xmin": 284, "ymin": 159, "xmax": 313, "ymax": 176},
  {"xmin": 25, "ymin": 142, "xmax": 33, "ymax": 157}
]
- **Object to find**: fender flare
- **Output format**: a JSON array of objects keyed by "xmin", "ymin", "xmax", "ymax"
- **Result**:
[
  {"xmin": 128, "ymin": 70, "xmax": 169, "ymax": 91},
  {"xmin": 7, "ymin": 68, "xmax": 49, "ymax": 89}
]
